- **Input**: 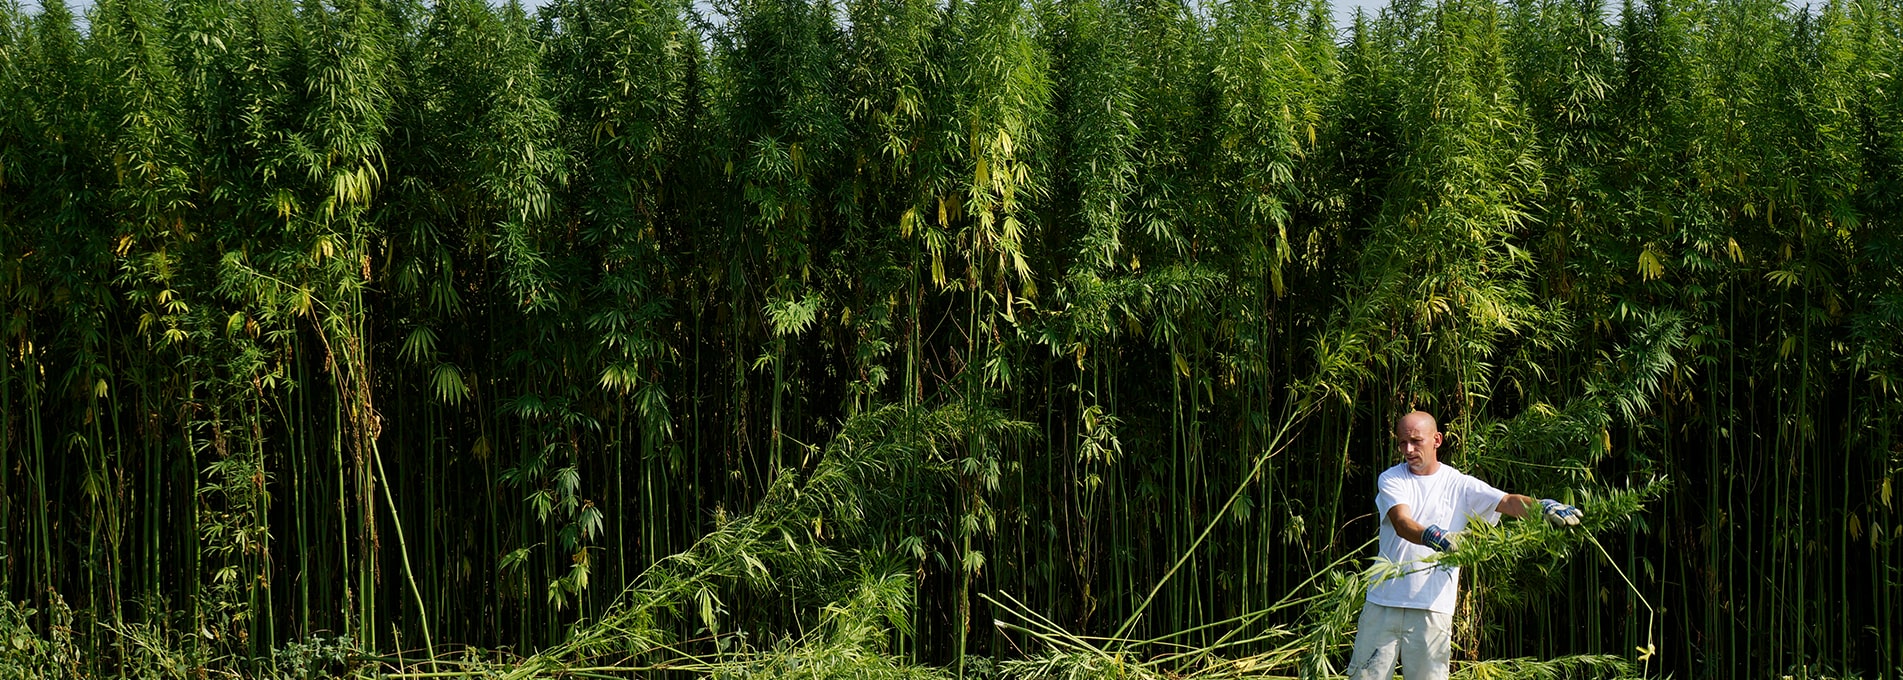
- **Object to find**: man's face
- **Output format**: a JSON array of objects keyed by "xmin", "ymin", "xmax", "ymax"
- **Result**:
[{"xmin": 1395, "ymin": 415, "xmax": 1442, "ymax": 475}]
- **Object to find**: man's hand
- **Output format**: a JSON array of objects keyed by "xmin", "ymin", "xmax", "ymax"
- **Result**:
[
  {"xmin": 1422, "ymin": 525, "xmax": 1456, "ymax": 552},
  {"xmin": 1540, "ymin": 499, "xmax": 1583, "ymax": 528}
]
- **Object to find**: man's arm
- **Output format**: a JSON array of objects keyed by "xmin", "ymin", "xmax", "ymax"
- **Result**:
[
  {"xmin": 1387, "ymin": 504, "xmax": 1430, "ymax": 546},
  {"xmin": 1388, "ymin": 504, "xmax": 1458, "ymax": 551},
  {"xmin": 1498, "ymin": 493, "xmax": 1586, "ymax": 527},
  {"xmin": 1495, "ymin": 494, "xmax": 1538, "ymax": 519}
]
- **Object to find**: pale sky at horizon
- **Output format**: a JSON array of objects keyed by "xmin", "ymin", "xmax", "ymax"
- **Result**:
[{"xmin": 28, "ymin": 0, "xmax": 1394, "ymax": 32}]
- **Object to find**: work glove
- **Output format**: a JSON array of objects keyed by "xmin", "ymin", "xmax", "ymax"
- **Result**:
[
  {"xmin": 1421, "ymin": 525, "xmax": 1455, "ymax": 552},
  {"xmin": 1540, "ymin": 498, "xmax": 1583, "ymax": 528}
]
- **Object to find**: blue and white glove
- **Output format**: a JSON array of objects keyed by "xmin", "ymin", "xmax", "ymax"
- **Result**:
[
  {"xmin": 1422, "ymin": 525, "xmax": 1455, "ymax": 552},
  {"xmin": 1540, "ymin": 499, "xmax": 1583, "ymax": 528}
]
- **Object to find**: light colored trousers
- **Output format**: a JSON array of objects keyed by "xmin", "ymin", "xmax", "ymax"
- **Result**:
[{"xmin": 1343, "ymin": 601, "xmax": 1453, "ymax": 680}]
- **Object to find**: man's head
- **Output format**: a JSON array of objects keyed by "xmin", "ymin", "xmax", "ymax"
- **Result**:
[{"xmin": 1394, "ymin": 410, "xmax": 1443, "ymax": 476}]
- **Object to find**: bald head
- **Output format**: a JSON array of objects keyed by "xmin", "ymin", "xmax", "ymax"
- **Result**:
[
  {"xmin": 1394, "ymin": 410, "xmax": 1443, "ymax": 475},
  {"xmin": 1395, "ymin": 410, "xmax": 1438, "ymax": 436}
]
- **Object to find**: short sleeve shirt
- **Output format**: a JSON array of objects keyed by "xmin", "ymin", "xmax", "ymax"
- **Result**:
[{"xmin": 1366, "ymin": 463, "xmax": 1507, "ymax": 614}]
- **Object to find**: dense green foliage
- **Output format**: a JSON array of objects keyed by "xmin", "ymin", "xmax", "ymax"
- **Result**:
[{"xmin": 1, "ymin": 0, "xmax": 1900, "ymax": 676}]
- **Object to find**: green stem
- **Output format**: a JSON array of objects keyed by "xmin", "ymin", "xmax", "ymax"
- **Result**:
[{"xmin": 373, "ymin": 438, "xmax": 438, "ymax": 664}]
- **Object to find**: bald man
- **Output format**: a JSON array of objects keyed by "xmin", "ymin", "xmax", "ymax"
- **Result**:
[{"xmin": 1343, "ymin": 411, "xmax": 1581, "ymax": 680}]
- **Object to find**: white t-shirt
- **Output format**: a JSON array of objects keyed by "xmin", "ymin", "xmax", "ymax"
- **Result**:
[{"xmin": 1366, "ymin": 462, "xmax": 1506, "ymax": 614}]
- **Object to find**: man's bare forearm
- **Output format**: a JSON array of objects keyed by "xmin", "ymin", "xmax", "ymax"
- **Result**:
[
  {"xmin": 1497, "ymin": 494, "xmax": 1538, "ymax": 519},
  {"xmin": 1388, "ymin": 505, "xmax": 1428, "ymax": 545}
]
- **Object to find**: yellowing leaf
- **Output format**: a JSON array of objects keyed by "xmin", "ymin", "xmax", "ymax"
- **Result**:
[{"xmin": 1637, "ymin": 246, "xmax": 1665, "ymax": 281}]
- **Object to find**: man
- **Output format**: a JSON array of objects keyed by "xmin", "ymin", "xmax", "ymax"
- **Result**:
[{"xmin": 1343, "ymin": 410, "xmax": 1582, "ymax": 680}]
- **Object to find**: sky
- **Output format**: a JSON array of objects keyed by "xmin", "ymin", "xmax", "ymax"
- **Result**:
[{"xmin": 29, "ymin": 0, "xmax": 1395, "ymax": 32}]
